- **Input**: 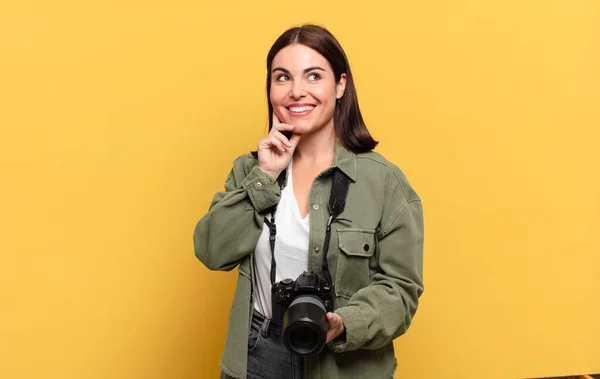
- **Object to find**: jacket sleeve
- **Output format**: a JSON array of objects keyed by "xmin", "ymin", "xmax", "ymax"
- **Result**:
[
  {"xmin": 331, "ymin": 197, "xmax": 424, "ymax": 352},
  {"xmin": 193, "ymin": 156, "xmax": 282, "ymax": 271}
]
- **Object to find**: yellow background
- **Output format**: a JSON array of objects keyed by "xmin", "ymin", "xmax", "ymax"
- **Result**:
[{"xmin": 1, "ymin": 1, "xmax": 599, "ymax": 378}]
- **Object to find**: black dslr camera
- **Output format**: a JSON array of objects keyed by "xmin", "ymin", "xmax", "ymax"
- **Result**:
[{"xmin": 271, "ymin": 271, "xmax": 333, "ymax": 357}]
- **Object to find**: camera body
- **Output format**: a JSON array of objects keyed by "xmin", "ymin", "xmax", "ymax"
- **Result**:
[
  {"xmin": 271, "ymin": 271, "xmax": 333, "ymax": 324},
  {"xmin": 271, "ymin": 271, "xmax": 333, "ymax": 357}
]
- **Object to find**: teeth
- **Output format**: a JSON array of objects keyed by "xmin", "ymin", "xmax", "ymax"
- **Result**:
[{"xmin": 289, "ymin": 106, "xmax": 314, "ymax": 112}]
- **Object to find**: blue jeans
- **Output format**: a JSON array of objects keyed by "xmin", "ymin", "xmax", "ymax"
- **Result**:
[{"xmin": 221, "ymin": 309, "xmax": 304, "ymax": 379}]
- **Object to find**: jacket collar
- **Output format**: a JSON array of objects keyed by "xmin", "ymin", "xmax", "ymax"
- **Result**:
[
  {"xmin": 332, "ymin": 139, "xmax": 357, "ymax": 182},
  {"xmin": 281, "ymin": 139, "xmax": 357, "ymax": 186}
]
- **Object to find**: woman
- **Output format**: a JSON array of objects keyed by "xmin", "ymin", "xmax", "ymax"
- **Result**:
[{"xmin": 194, "ymin": 24, "xmax": 424, "ymax": 379}]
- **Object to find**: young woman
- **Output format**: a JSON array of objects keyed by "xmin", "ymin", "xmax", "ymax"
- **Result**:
[{"xmin": 194, "ymin": 24, "xmax": 424, "ymax": 379}]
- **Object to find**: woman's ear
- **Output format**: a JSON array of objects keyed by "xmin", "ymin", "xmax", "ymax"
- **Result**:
[{"xmin": 336, "ymin": 73, "xmax": 347, "ymax": 99}]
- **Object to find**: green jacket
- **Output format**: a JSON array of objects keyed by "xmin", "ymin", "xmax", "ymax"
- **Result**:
[{"xmin": 194, "ymin": 141, "xmax": 424, "ymax": 379}]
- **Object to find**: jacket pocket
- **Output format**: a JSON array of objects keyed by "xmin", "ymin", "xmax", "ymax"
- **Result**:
[{"xmin": 335, "ymin": 228, "xmax": 376, "ymax": 298}]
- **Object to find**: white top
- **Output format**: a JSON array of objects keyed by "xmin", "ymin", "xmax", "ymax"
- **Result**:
[{"xmin": 253, "ymin": 159, "xmax": 310, "ymax": 318}]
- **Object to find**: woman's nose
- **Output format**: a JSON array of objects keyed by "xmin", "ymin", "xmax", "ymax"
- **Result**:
[{"xmin": 289, "ymin": 81, "xmax": 305, "ymax": 98}]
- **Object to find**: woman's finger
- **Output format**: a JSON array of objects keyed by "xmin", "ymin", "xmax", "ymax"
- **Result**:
[
  {"xmin": 328, "ymin": 313, "xmax": 344, "ymax": 332},
  {"xmin": 329, "ymin": 313, "xmax": 340, "ymax": 325},
  {"xmin": 325, "ymin": 312, "xmax": 345, "ymax": 343},
  {"xmin": 273, "ymin": 133, "xmax": 293, "ymax": 148},
  {"xmin": 264, "ymin": 135, "xmax": 286, "ymax": 152},
  {"xmin": 271, "ymin": 123, "xmax": 295, "ymax": 133},
  {"xmin": 289, "ymin": 133, "xmax": 302, "ymax": 145}
]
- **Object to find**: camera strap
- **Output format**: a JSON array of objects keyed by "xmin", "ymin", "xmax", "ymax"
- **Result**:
[
  {"xmin": 263, "ymin": 171, "xmax": 287, "ymax": 285},
  {"xmin": 263, "ymin": 168, "xmax": 351, "ymax": 287},
  {"xmin": 322, "ymin": 170, "xmax": 351, "ymax": 287}
]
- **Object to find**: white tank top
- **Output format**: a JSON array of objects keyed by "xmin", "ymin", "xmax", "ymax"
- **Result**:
[{"xmin": 253, "ymin": 159, "xmax": 310, "ymax": 318}]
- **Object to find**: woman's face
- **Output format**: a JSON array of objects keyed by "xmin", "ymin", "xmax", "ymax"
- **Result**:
[{"xmin": 270, "ymin": 44, "xmax": 346, "ymax": 136}]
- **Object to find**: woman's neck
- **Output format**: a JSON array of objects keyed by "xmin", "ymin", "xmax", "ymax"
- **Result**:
[{"xmin": 294, "ymin": 124, "xmax": 336, "ymax": 167}]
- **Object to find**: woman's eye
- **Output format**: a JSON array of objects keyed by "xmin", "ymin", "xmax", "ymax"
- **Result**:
[
  {"xmin": 276, "ymin": 74, "xmax": 290, "ymax": 82},
  {"xmin": 308, "ymin": 73, "xmax": 321, "ymax": 80}
]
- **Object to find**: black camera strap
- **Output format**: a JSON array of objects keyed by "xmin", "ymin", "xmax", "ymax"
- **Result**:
[
  {"xmin": 264, "ymin": 168, "xmax": 351, "ymax": 287},
  {"xmin": 322, "ymin": 170, "xmax": 351, "ymax": 287},
  {"xmin": 263, "ymin": 171, "xmax": 286, "ymax": 286}
]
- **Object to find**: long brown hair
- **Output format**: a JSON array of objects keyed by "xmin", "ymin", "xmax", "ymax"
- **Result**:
[{"xmin": 266, "ymin": 24, "xmax": 378, "ymax": 153}]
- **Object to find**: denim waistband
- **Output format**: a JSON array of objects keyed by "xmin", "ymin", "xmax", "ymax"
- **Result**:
[{"xmin": 252, "ymin": 309, "xmax": 282, "ymax": 338}]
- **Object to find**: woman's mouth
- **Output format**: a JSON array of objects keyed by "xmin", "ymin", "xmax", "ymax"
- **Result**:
[{"xmin": 286, "ymin": 105, "xmax": 315, "ymax": 117}]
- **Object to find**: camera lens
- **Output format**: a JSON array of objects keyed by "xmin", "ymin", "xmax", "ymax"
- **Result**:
[
  {"xmin": 289, "ymin": 326, "xmax": 319, "ymax": 350},
  {"xmin": 282, "ymin": 294, "xmax": 328, "ymax": 357}
]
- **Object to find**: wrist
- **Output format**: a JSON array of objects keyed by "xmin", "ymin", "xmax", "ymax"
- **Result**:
[{"xmin": 258, "ymin": 166, "xmax": 281, "ymax": 181}]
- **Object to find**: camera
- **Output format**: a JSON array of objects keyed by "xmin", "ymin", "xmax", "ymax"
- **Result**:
[{"xmin": 271, "ymin": 271, "xmax": 333, "ymax": 357}]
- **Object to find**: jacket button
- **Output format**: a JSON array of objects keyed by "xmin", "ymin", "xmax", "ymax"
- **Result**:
[
  {"xmin": 363, "ymin": 243, "xmax": 370, "ymax": 252},
  {"xmin": 256, "ymin": 182, "xmax": 262, "ymax": 187},
  {"xmin": 314, "ymin": 247, "xmax": 320, "ymax": 254},
  {"xmin": 313, "ymin": 204, "xmax": 319, "ymax": 210}
]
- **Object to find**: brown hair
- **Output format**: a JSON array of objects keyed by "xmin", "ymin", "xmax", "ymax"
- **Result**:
[{"xmin": 266, "ymin": 24, "xmax": 378, "ymax": 153}]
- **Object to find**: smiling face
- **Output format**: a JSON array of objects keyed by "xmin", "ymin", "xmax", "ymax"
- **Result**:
[{"xmin": 269, "ymin": 44, "xmax": 346, "ymax": 136}]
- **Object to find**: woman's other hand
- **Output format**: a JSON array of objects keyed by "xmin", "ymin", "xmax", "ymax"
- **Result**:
[
  {"xmin": 326, "ymin": 312, "xmax": 346, "ymax": 344},
  {"xmin": 257, "ymin": 112, "xmax": 301, "ymax": 180}
]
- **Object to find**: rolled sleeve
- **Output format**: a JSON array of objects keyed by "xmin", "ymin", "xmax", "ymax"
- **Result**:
[{"xmin": 241, "ymin": 166, "xmax": 281, "ymax": 212}]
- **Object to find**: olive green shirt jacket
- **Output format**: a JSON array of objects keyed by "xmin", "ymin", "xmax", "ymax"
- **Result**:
[{"xmin": 194, "ymin": 141, "xmax": 424, "ymax": 379}]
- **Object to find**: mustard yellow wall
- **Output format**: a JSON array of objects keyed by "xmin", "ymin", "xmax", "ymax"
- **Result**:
[{"xmin": 1, "ymin": 1, "xmax": 599, "ymax": 378}]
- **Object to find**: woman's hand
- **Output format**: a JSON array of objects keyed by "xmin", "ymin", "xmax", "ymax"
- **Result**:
[
  {"xmin": 326, "ymin": 312, "xmax": 346, "ymax": 344},
  {"xmin": 257, "ymin": 113, "xmax": 301, "ymax": 180}
]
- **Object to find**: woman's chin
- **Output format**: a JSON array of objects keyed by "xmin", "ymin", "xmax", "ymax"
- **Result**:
[
  {"xmin": 291, "ymin": 123, "xmax": 332, "ymax": 137},
  {"xmin": 288, "ymin": 121, "xmax": 319, "ymax": 135},
  {"xmin": 284, "ymin": 123, "xmax": 306, "ymax": 134}
]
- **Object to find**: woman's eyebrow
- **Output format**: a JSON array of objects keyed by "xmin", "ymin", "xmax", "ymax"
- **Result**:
[{"xmin": 272, "ymin": 66, "xmax": 326, "ymax": 74}]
